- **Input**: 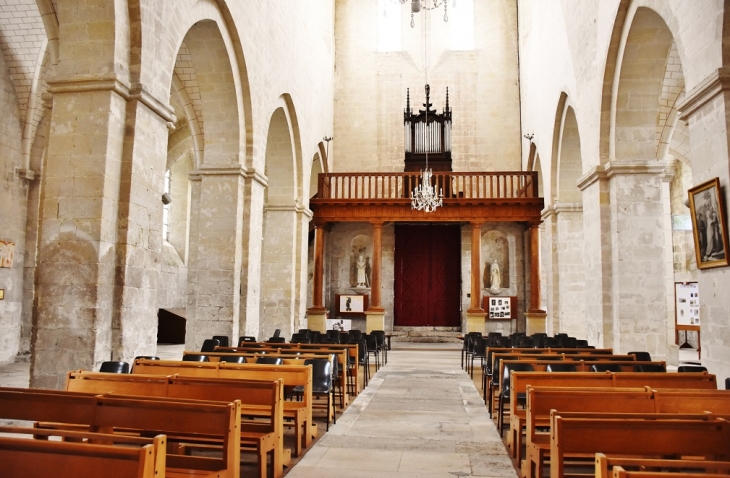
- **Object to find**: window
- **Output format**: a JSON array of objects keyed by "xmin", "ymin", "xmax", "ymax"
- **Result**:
[
  {"xmin": 378, "ymin": 0, "xmax": 402, "ymax": 52},
  {"xmin": 449, "ymin": 0, "xmax": 474, "ymax": 51},
  {"xmin": 162, "ymin": 169, "xmax": 171, "ymax": 241}
]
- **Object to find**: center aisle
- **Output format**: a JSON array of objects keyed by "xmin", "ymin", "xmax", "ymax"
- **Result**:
[{"xmin": 287, "ymin": 344, "xmax": 518, "ymax": 477}]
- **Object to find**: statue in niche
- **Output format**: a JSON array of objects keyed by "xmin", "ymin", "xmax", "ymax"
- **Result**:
[
  {"xmin": 489, "ymin": 260, "xmax": 501, "ymax": 291},
  {"xmin": 356, "ymin": 253, "xmax": 369, "ymax": 287}
]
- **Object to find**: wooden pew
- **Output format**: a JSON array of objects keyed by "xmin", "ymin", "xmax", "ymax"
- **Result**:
[
  {"xmin": 66, "ymin": 371, "xmax": 285, "ymax": 478},
  {"xmin": 0, "ymin": 426, "xmax": 166, "ymax": 477},
  {"xmin": 495, "ymin": 358, "xmax": 660, "ymax": 430},
  {"xmin": 596, "ymin": 453, "xmax": 730, "ymax": 478},
  {"xmin": 0, "ymin": 435, "xmax": 157, "ymax": 478},
  {"xmin": 612, "ymin": 466, "xmax": 730, "ymax": 478},
  {"xmin": 550, "ymin": 412, "xmax": 730, "ymax": 478},
  {"xmin": 509, "ymin": 372, "xmax": 717, "ymax": 471},
  {"xmin": 0, "ymin": 387, "xmax": 241, "ymax": 478},
  {"xmin": 132, "ymin": 358, "xmax": 315, "ymax": 459},
  {"xmin": 216, "ymin": 342, "xmax": 359, "ymax": 400},
  {"xmin": 524, "ymin": 387, "xmax": 655, "ymax": 478}
]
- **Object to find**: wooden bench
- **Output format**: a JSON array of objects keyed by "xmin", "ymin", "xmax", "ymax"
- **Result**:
[
  {"xmin": 0, "ymin": 425, "xmax": 167, "ymax": 476},
  {"xmin": 509, "ymin": 372, "xmax": 717, "ymax": 471},
  {"xmin": 66, "ymin": 371, "xmax": 285, "ymax": 478},
  {"xmin": 0, "ymin": 386, "xmax": 241, "ymax": 478},
  {"xmin": 495, "ymin": 358, "xmax": 662, "ymax": 432},
  {"xmin": 596, "ymin": 453, "xmax": 730, "ymax": 478},
  {"xmin": 550, "ymin": 412, "xmax": 730, "ymax": 478},
  {"xmin": 0, "ymin": 434, "xmax": 158, "ymax": 478},
  {"xmin": 211, "ymin": 343, "xmax": 358, "ymax": 402},
  {"xmin": 132, "ymin": 358, "xmax": 315, "ymax": 460},
  {"xmin": 611, "ymin": 466, "xmax": 730, "ymax": 478},
  {"xmin": 524, "ymin": 387, "xmax": 656, "ymax": 478}
]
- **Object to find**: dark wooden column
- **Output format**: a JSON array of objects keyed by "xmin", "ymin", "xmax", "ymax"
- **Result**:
[
  {"xmin": 310, "ymin": 223, "xmax": 326, "ymax": 312},
  {"xmin": 528, "ymin": 224, "xmax": 543, "ymax": 312},
  {"xmin": 368, "ymin": 221, "xmax": 385, "ymax": 312},
  {"xmin": 468, "ymin": 222, "xmax": 484, "ymax": 313}
]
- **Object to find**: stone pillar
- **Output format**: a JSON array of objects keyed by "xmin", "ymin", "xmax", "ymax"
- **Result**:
[
  {"xmin": 678, "ymin": 68, "xmax": 730, "ymax": 379},
  {"xmin": 186, "ymin": 168, "xmax": 245, "ymax": 350},
  {"xmin": 525, "ymin": 224, "xmax": 546, "ymax": 335},
  {"xmin": 260, "ymin": 205, "xmax": 298, "ymax": 338},
  {"xmin": 238, "ymin": 170, "xmax": 266, "ymax": 340},
  {"xmin": 466, "ymin": 222, "xmax": 487, "ymax": 333},
  {"xmin": 31, "ymin": 82, "xmax": 128, "ymax": 389},
  {"xmin": 578, "ymin": 170, "xmax": 613, "ymax": 348},
  {"xmin": 541, "ymin": 207, "xmax": 559, "ymax": 336},
  {"xmin": 365, "ymin": 221, "xmax": 385, "ymax": 332},
  {"xmin": 307, "ymin": 223, "xmax": 328, "ymax": 333},
  {"xmin": 112, "ymin": 87, "xmax": 176, "ymax": 363}
]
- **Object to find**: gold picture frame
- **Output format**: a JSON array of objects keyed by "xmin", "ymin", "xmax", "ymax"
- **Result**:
[{"xmin": 688, "ymin": 177, "xmax": 730, "ymax": 269}]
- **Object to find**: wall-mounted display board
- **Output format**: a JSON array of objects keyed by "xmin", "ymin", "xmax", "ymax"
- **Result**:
[
  {"xmin": 336, "ymin": 294, "xmax": 368, "ymax": 316},
  {"xmin": 482, "ymin": 296, "xmax": 517, "ymax": 320},
  {"xmin": 674, "ymin": 282, "xmax": 701, "ymax": 357}
]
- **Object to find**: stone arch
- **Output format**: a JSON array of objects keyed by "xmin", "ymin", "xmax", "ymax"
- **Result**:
[
  {"xmin": 164, "ymin": 0, "xmax": 252, "ymax": 168},
  {"xmin": 260, "ymin": 98, "xmax": 302, "ymax": 339},
  {"xmin": 548, "ymin": 96, "xmax": 586, "ymax": 339},
  {"xmin": 179, "ymin": 20, "xmax": 239, "ymax": 167}
]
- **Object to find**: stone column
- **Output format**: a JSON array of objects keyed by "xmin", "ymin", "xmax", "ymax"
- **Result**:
[
  {"xmin": 186, "ymin": 167, "xmax": 245, "ymax": 350},
  {"xmin": 238, "ymin": 170, "xmax": 266, "ymax": 340},
  {"xmin": 365, "ymin": 221, "xmax": 385, "ymax": 332},
  {"xmin": 31, "ymin": 81, "xmax": 128, "ymax": 389},
  {"xmin": 307, "ymin": 223, "xmax": 328, "ymax": 333},
  {"xmin": 113, "ymin": 87, "xmax": 176, "ymax": 362},
  {"xmin": 677, "ymin": 68, "xmax": 730, "ymax": 379},
  {"xmin": 578, "ymin": 170, "xmax": 613, "ymax": 348},
  {"xmin": 525, "ymin": 224, "xmax": 547, "ymax": 335},
  {"xmin": 466, "ymin": 222, "xmax": 487, "ymax": 333}
]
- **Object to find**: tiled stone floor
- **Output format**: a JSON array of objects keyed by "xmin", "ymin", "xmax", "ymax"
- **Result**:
[{"xmin": 287, "ymin": 343, "xmax": 517, "ymax": 477}]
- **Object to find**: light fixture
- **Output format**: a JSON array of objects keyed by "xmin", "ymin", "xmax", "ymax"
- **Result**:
[
  {"xmin": 398, "ymin": 0, "xmax": 448, "ymax": 28},
  {"xmin": 410, "ymin": 4, "xmax": 443, "ymax": 213}
]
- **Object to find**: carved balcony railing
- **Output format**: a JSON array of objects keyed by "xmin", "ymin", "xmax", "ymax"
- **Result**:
[{"xmin": 315, "ymin": 171, "xmax": 539, "ymax": 202}]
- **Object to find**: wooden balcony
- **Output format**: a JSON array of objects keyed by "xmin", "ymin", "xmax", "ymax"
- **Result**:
[{"xmin": 310, "ymin": 171, "xmax": 544, "ymax": 224}]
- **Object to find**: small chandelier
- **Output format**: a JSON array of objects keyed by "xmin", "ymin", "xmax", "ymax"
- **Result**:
[
  {"xmin": 399, "ymin": 0, "xmax": 448, "ymax": 28},
  {"xmin": 411, "ymin": 164, "xmax": 443, "ymax": 212}
]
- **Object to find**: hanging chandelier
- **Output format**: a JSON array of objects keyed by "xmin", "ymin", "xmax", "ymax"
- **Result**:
[
  {"xmin": 409, "ymin": 1, "xmax": 443, "ymax": 213},
  {"xmin": 398, "ymin": 0, "xmax": 448, "ymax": 28}
]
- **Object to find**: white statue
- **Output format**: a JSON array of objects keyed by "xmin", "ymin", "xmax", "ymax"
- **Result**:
[
  {"xmin": 490, "ymin": 260, "xmax": 501, "ymax": 291},
  {"xmin": 356, "ymin": 253, "xmax": 368, "ymax": 287}
]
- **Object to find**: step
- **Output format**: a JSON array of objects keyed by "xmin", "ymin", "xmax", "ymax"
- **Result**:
[{"xmin": 390, "ymin": 327, "xmax": 463, "ymax": 344}]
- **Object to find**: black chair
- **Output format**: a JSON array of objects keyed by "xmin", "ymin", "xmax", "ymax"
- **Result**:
[
  {"xmin": 239, "ymin": 336, "xmax": 257, "ymax": 344},
  {"xmin": 590, "ymin": 363, "xmax": 622, "ymax": 372},
  {"xmin": 310, "ymin": 331, "xmax": 322, "ymax": 344},
  {"xmin": 256, "ymin": 357, "xmax": 283, "ymax": 365},
  {"xmin": 219, "ymin": 355, "xmax": 247, "ymax": 363},
  {"xmin": 574, "ymin": 339, "xmax": 589, "ymax": 348},
  {"xmin": 272, "ymin": 329, "xmax": 281, "ymax": 338},
  {"xmin": 182, "ymin": 354, "xmax": 209, "ymax": 362},
  {"xmin": 514, "ymin": 336, "xmax": 534, "ymax": 348},
  {"xmin": 348, "ymin": 329, "xmax": 363, "ymax": 341},
  {"xmin": 319, "ymin": 337, "xmax": 339, "ymax": 345},
  {"xmin": 678, "ymin": 365, "xmax": 707, "ymax": 373},
  {"xmin": 212, "ymin": 335, "xmax": 229, "ymax": 347},
  {"xmin": 546, "ymin": 363, "xmax": 577, "ymax": 372},
  {"xmin": 266, "ymin": 337, "xmax": 286, "ymax": 343},
  {"xmin": 325, "ymin": 330, "xmax": 342, "ymax": 344},
  {"xmin": 365, "ymin": 334, "xmax": 380, "ymax": 372},
  {"xmin": 290, "ymin": 334, "xmax": 311, "ymax": 344},
  {"xmin": 726, "ymin": 377, "xmax": 730, "ymax": 390},
  {"xmin": 497, "ymin": 362, "xmax": 534, "ymax": 435},
  {"xmin": 372, "ymin": 330, "xmax": 387, "ymax": 365},
  {"xmin": 293, "ymin": 358, "xmax": 336, "ymax": 431},
  {"xmin": 99, "ymin": 361, "xmax": 130, "ymax": 374},
  {"xmin": 628, "ymin": 351, "xmax": 652, "ymax": 362},
  {"xmin": 634, "ymin": 363, "xmax": 666, "ymax": 372},
  {"xmin": 470, "ymin": 335, "xmax": 486, "ymax": 378},
  {"xmin": 298, "ymin": 329, "xmax": 312, "ymax": 339},
  {"xmin": 200, "ymin": 338, "xmax": 220, "ymax": 353}
]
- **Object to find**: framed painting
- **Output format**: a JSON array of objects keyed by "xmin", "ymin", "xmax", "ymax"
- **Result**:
[{"xmin": 688, "ymin": 177, "xmax": 730, "ymax": 269}]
